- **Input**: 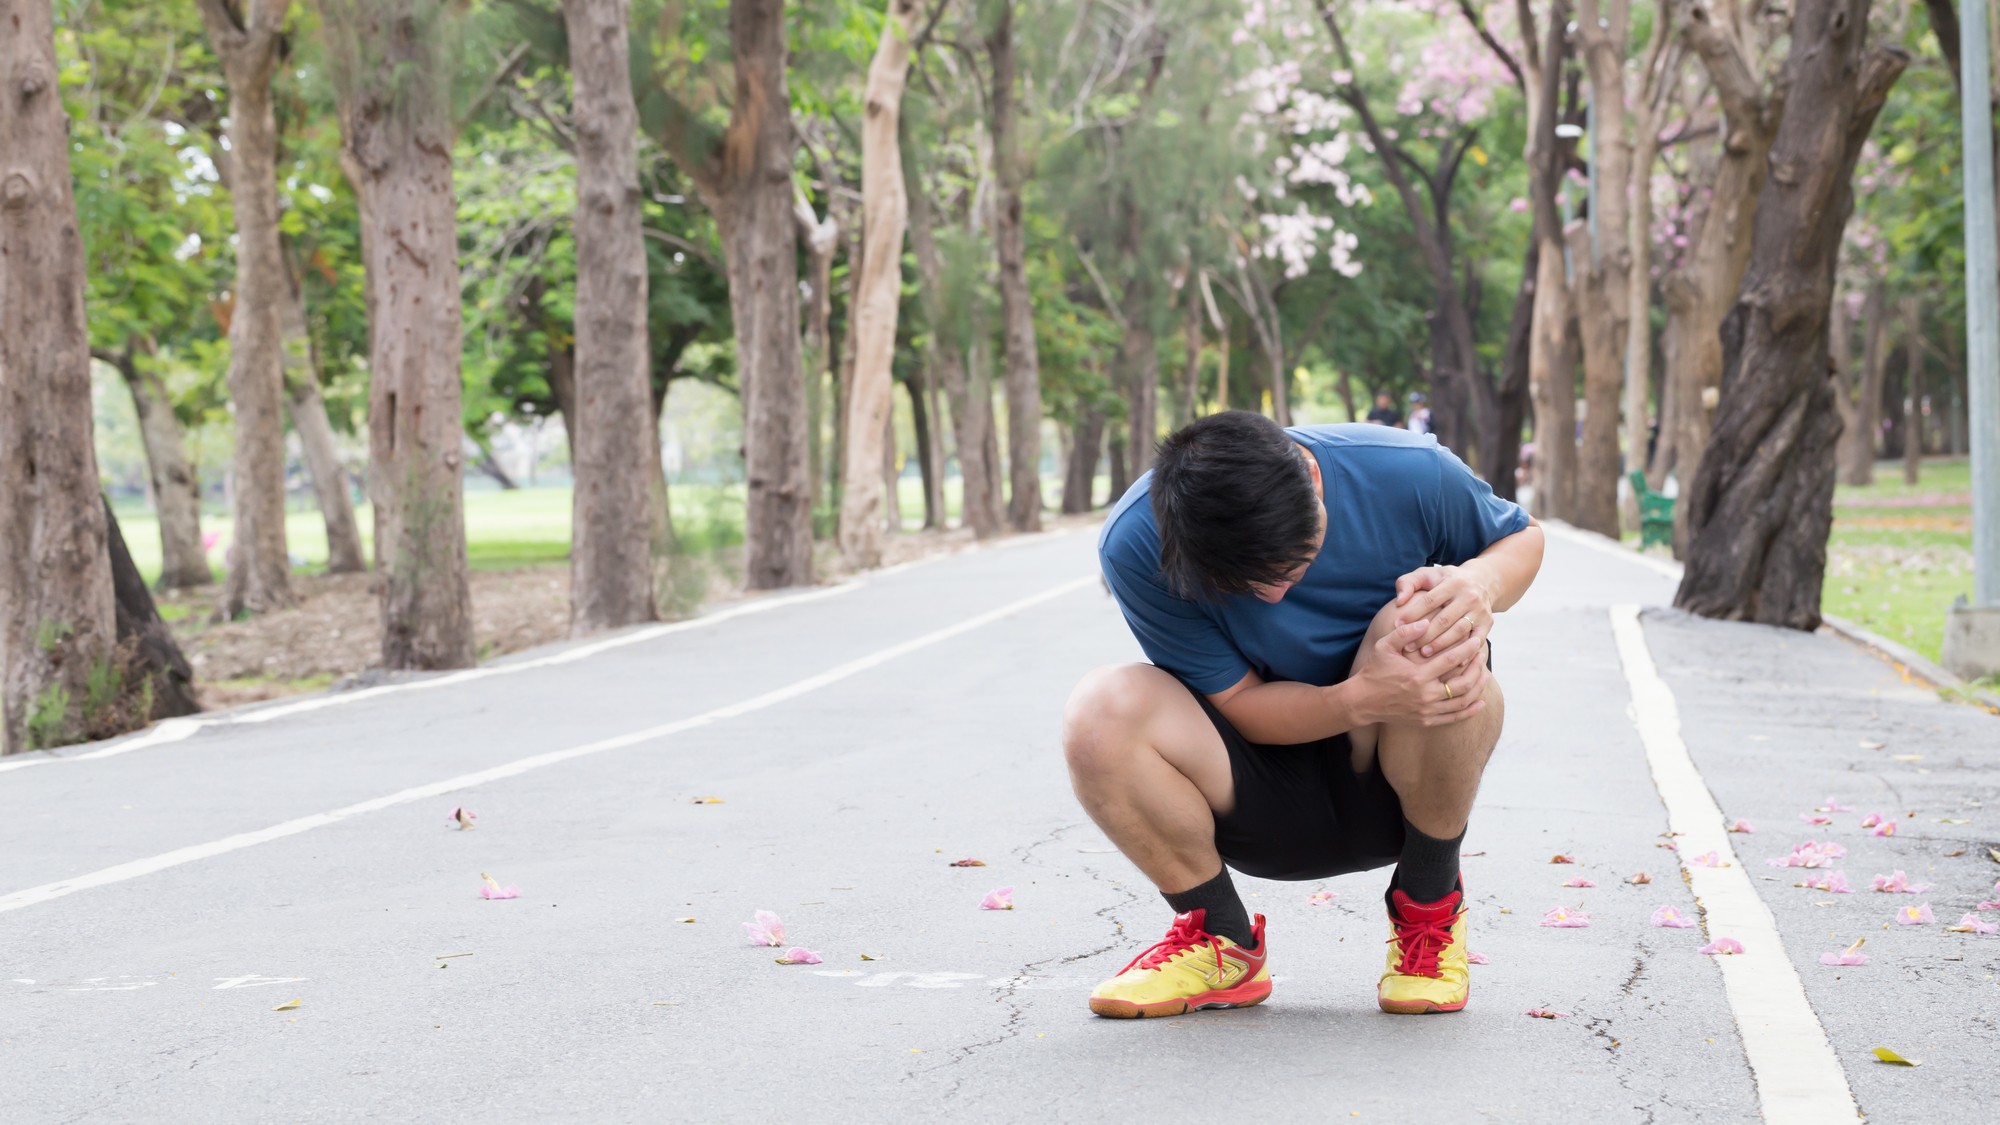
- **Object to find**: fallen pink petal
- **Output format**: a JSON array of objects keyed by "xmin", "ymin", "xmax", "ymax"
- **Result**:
[
  {"xmin": 1689, "ymin": 851, "xmax": 1724, "ymax": 868},
  {"xmin": 1307, "ymin": 890, "xmax": 1337, "ymax": 905},
  {"xmin": 776, "ymin": 947, "xmax": 824, "ymax": 965},
  {"xmin": 1540, "ymin": 905, "xmax": 1590, "ymax": 928},
  {"xmin": 477, "ymin": 873, "xmax": 518, "ymax": 900},
  {"xmin": 1697, "ymin": 937, "xmax": 1745, "ymax": 956},
  {"xmin": 1893, "ymin": 904, "xmax": 1935, "ymax": 926},
  {"xmin": 1727, "ymin": 819, "xmax": 1755, "ymax": 834},
  {"xmin": 1870, "ymin": 819, "xmax": 1898, "ymax": 837},
  {"xmin": 1768, "ymin": 840, "xmax": 1847, "ymax": 869},
  {"xmin": 1868, "ymin": 871, "xmax": 1930, "ymax": 895},
  {"xmin": 743, "ymin": 910, "xmax": 786, "ymax": 946},
  {"xmin": 1467, "ymin": 951, "xmax": 1491, "ymax": 965},
  {"xmin": 1798, "ymin": 813, "xmax": 1832, "ymax": 826},
  {"xmin": 1820, "ymin": 938, "xmax": 1869, "ymax": 966},
  {"xmin": 1859, "ymin": 812, "xmax": 1885, "ymax": 829},
  {"xmin": 1945, "ymin": 914, "xmax": 1999, "ymax": 935},
  {"xmin": 1524, "ymin": 1008, "xmax": 1567, "ymax": 1019},
  {"xmin": 1979, "ymin": 899, "xmax": 2000, "ymax": 911},
  {"xmin": 1820, "ymin": 798, "xmax": 1855, "ymax": 813},
  {"xmin": 1561, "ymin": 877, "xmax": 1596, "ymax": 888},
  {"xmin": 1651, "ymin": 905, "xmax": 1695, "ymax": 929},
  {"xmin": 981, "ymin": 886, "xmax": 1015, "ymax": 911},
  {"xmin": 448, "ymin": 807, "xmax": 477, "ymax": 830},
  {"xmin": 1798, "ymin": 871, "xmax": 1853, "ymax": 894}
]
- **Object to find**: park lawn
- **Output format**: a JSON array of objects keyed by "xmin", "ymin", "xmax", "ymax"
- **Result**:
[{"xmin": 1821, "ymin": 458, "xmax": 1974, "ymax": 670}]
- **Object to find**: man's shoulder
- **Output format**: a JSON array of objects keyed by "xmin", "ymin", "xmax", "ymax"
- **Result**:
[
  {"xmin": 1097, "ymin": 471, "xmax": 1158, "ymax": 563},
  {"xmin": 1291, "ymin": 423, "xmax": 1442, "ymax": 465}
]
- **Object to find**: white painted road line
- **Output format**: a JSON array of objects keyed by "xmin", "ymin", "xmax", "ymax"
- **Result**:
[
  {"xmin": 0, "ymin": 576, "xmax": 1097, "ymax": 916},
  {"xmin": 1609, "ymin": 604, "xmax": 1859, "ymax": 1124}
]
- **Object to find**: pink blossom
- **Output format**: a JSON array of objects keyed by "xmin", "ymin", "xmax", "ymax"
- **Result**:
[
  {"xmin": 1509, "ymin": 197, "xmax": 1529, "ymax": 213},
  {"xmin": 478, "ymin": 873, "xmax": 518, "ymax": 900},
  {"xmin": 448, "ymin": 807, "xmax": 476, "ymax": 830},
  {"xmin": 1870, "ymin": 819, "xmax": 1898, "ymax": 837},
  {"xmin": 776, "ymin": 947, "xmax": 823, "ymax": 965},
  {"xmin": 1768, "ymin": 841, "xmax": 1845, "ymax": 868},
  {"xmin": 1307, "ymin": 890, "xmax": 1336, "ymax": 905},
  {"xmin": 1561, "ymin": 877, "xmax": 1596, "ymax": 888},
  {"xmin": 1727, "ymin": 819, "xmax": 1755, "ymax": 834},
  {"xmin": 1698, "ymin": 937, "xmax": 1745, "ymax": 956},
  {"xmin": 1467, "ymin": 951, "xmax": 1491, "ymax": 965},
  {"xmin": 1946, "ymin": 914, "xmax": 1999, "ymax": 935},
  {"xmin": 743, "ymin": 910, "xmax": 785, "ymax": 946},
  {"xmin": 1819, "ymin": 798, "xmax": 1855, "ymax": 813},
  {"xmin": 1690, "ymin": 851, "xmax": 1725, "ymax": 868},
  {"xmin": 1799, "ymin": 814, "xmax": 1832, "ymax": 826},
  {"xmin": 1859, "ymin": 812, "xmax": 1886, "ymax": 828},
  {"xmin": 1893, "ymin": 904, "xmax": 1935, "ymax": 926},
  {"xmin": 1651, "ymin": 905, "xmax": 1696, "ymax": 929},
  {"xmin": 1799, "ymin": 871, "xmax": 1853, "ymax": 894},
  {"xmin": 1868, "ymin": 871, "xmax": 1930, "ymax": 894},
  {"xmin": 1820, "ymin": 938, "xmax": 1869, "ymax": 966},
  {"xmin": 980, "ymin": 886, "xmax": 1015, "ymax": 911},
  {"xmin": 1540, "ymin": 906, "xmax": 1590, "ymax": 928},
  {"xmin": 1524, "ymin": 1007, "xmax": 1567, "ymax": 1019}
]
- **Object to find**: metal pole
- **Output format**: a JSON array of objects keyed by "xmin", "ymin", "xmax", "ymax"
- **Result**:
[{"xmin": 1965, "ymin": 0, "xmax": 1999, "ymax": 606}]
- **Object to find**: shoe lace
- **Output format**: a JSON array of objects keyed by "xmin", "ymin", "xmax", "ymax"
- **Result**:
[
  {"xmin": 1388, "ymin": 908, "xmax": 1461, "ymax": 978},
  {"xmin": 1120, "ymin": 912, "xmax": 1225, "ymax": 978}
]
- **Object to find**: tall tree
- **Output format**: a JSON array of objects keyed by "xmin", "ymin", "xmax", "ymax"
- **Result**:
[
  {"xmin": 196, "ymin": 0, "xmax": 296, "ymax": 617},
  {"xmin": 1675, "ymin": 0, "xmax": 1907, "ymax": 627},
  {"xmin": 322, "ymin": 0, "xmax": 477, "ymax": 668},
  {"xmin": 984, "ymin": 0, "xmax": 1044, "ymax": 532},
  {"xmin": 564, "ymin": 0, "xmax": 658, "ymax": 632},
  {"xmin": 1521, "ymin": 0, "xmax": 1576, "ymax": 520},
  {"xmin": 280, "ymin": 252, "xmax": 367, "ymax": 574},
  {"xmin": 1569, "ymin": 0, "xmax": 1633, "ymax": 537},
  {"xmin": 0, "ymin": 0, "xmax": 120, "ymax": 753},
  {"xmin": 641, "ymin": 0, "xmax": 814, "ymax": 586},
  {"xmin": 96, "ymin": 337, "xmax": 213, "ymax": 589},
  {"xmin": 839, "ymin": 0, "xmax": 926, "ymax": 569}
]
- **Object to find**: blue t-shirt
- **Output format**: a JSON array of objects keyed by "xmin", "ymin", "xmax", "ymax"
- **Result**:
[{"xmin": 1098, "ymin": 424, "xmax": 1529, "ymax": 695}]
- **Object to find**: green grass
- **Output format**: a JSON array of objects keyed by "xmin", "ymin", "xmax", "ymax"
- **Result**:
[{"xmin": 1820, "ymin": 458, "xmax": 1973, "ymax": 665}]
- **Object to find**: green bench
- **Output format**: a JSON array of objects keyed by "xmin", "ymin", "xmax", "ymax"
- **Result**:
[{"xmin": 1629, "ymin": 469, "xmax": 1674, "ymax": 550}]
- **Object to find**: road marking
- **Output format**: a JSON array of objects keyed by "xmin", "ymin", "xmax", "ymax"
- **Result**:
[
  {"xmin": 1609, "ymin": 604, "xmax": 1858, "ymax": 1124},
  {"xmin": 0, "ymin": 576, "xmax": 1096, "ymax": 916}
]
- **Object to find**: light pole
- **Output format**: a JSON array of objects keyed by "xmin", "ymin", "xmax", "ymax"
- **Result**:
[{"xmin": 1944, "ymin": 0, "xmax": 2000, "ymax": 679}]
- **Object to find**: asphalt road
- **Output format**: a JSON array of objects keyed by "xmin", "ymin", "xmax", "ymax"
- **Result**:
[{"xmin": 2, "ymin": 526, "xmax": 1994, "ymax": 1123}]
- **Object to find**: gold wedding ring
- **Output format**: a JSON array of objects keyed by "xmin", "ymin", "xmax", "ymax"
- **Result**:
[{"xmin": 1444, "ymin": 681, "xmax": 1454, "ymax": 701}]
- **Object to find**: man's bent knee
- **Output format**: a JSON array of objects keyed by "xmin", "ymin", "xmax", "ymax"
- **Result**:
[{"xmin": 1063, "ymin": 664, "xmax": 1171, "ymax": 779}]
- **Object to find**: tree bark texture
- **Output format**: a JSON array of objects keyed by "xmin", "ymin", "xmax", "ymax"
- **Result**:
[
  {"xmin": 1837, "ymin": 280, "xmax": 1888, "ymax": 484},
  {"xmin": 1901, "ymin": 292, "xmax": 1922, "ymax": 485},
  {"xmin": 1674, "ymin": 1, "xmax": 1907, "ymax": 628},
  {"xmin": 1619, "ymin": 2, "xmax": 1680, "ymax": 526},
  {"xmin": 986, "ymin": 0, "xmax": 1044, "ymax": 532},
  {"xmin": 905, "ymin": 143, "xmax": 1001, "ymax": 537},
  {"xmin": 0, "ymin": 0, "xmax": 120, "ymax": 753},
  {"xmin": 104, "ymin": 497, "xmax": 200, "ymax": 721},
  {"xmin": 838, "ymin": 0, "xmax": 922, "ymax": 568},
  {"xmin": 325, "ymin": 0, "xmax": 476, "ymax": 669},
  {"xmin": 105, "ymin": 341, "xmax": 212, "ymax": 589},
  {"xmin": 1523, "ymin": 2, "xmax": 1575, "ymax": 521},
  {"xmin": 198, "ymin": 0, "xmax": 295, "ymax": 618},
  {"xmin": 1120, "ymin": 278, "xmax": 1159, "ymax": 478},
  {"xmin": 1491, "ymin": 237, "xmax": 1535, "ymax": 503},
  {"xmin": 281, "ymin": 257, "xmax": 366, "ymax": 574},
  {"xmin": 563, "ymin": 0, "xmax": 657, "ymax": 633},
  {"xmin": 798, "ymin": 196, "xmax": 838, "ymax": 517},
  {"xmin": 1664, "ymin": 0, "xmax": 1780, "ymax": 551},
  {"xmin": 1570, "ymin": 0, "xmax": 1633, "ymax": 537},
  {"xmin": 1062, "ymin": 407, "xmax": 1105, "ymax": 514}
]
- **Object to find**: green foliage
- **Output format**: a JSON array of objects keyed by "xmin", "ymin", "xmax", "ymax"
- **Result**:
[{"xmin": 26, "ymin": 686, "xmax": 73, "ymax": 753}]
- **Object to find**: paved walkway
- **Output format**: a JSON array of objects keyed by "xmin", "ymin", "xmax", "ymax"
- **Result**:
[{"xmin": 1, "ymin": 528, "xmax": 1994, "ymax": 1122}]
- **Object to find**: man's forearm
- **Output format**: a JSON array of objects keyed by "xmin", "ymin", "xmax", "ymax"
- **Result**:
[
  {"xmin": 1214, "ymin": 678, "xmax": 1363, "ymax": 746},
  {"xmin": 1461, "ymin": 521, "xmax": 1544, "ymax": 613}
]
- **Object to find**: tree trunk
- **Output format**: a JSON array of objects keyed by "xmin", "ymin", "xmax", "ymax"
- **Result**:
[
  {"xmin": 1489, "ymin": 237, "xmax": 1535, "ymax": 502},
  {"xmin": 1120, "ymin": 298, "xmax": 1159, "ymax": 477},
  {"xmin": 1524, "ymin": 2, "xmax": 1575, "ymax": 521},
  {"xmin": 906, "ymin": 372, "xmax": 941, "ymax": 529},
  {"xmin": 1063, "ymin": 408, "xmax": 1105, "ymax": 514},
  {"xmin": 1181, "ymin": 276, "xmax": 1203, "ymax": 426},
  {"xmin": 906, "ymin": 143, "xmax": 1000, "ymax": 537},
  {"xmin": 837, "ymin": 0, "xmax": 922, "ymax": 568},
  {"xmin": 103, "ymin": 497, "xmax": 200, "ymax": 721},
  {"xmin": 1901, "ymin": 293, "xmax": 1922, "ymax": 486},
  {"xmin": 280, "ymin": 257, "xmax": 366, "ymax": 574},
  {"xmin": 1571, "ymin": 0, "xmax": 1633, "ymax": 537},
  {"xmin": 563, "ymin": 0, "xmax": 657, "ymax": 634},
  {"xmin": 986, "ymin": 0, "xmax": 1044, "ymax": 532},
  {"xmin": 796, "ymin": 195, "xmax": 838, "ymax": 517},
  {"xmin": 1839, "ymin": 280, "xmax": 1888, "ymax": 484},
  {"xmin": 106, "ymin": 341, "xmax": 212, "ymax": 589},
  {"xmin": 1107, "ymin": 424, "xmax": 1131, "ymax": 502},
  {"xmin": 1214, "ymin": 312, "xmax": 1232, "ymax": 413},
  {"xmin": 199, "ymin": 0, "xmax": 295, "ymax": 618},
  {"xmin": 0, "ymin": 0, "xmax": 120, "ymax": 753},
  {"xmin": 325, "ymin": 0, "xmax": 476, "ymax": 669},
  {"xmin": 1675, "ymin": 2, "xmax": 1907, "ymax": 627}
]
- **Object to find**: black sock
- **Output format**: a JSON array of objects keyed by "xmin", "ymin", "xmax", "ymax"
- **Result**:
[
  {"xmin": 1162, "ymin": 867, "xmax": 1255, "ymax": 947},
  {"xmin": 1395, "ymin": 818, "xmax": 1465, "ymax": 903}
]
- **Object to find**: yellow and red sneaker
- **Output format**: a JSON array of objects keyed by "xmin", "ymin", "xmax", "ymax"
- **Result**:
[
  {"xmin": 1088, "ymin": 909, "xmax": 1271, "ymax": 1019},
  {"xmin": 1378, "ymin": 884, "xmax": 1470, "ymax": 1014}
]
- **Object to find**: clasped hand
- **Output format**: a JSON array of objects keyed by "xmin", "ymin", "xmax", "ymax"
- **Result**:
[{"xmin": 1348, "ymin": 564, "xmax": 1494, "ymax": 727}]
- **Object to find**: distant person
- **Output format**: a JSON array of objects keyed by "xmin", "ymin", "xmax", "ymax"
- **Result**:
[
  {"xmin": 1406, "ymin": 392, "xmax": 1433, "ymax": 436},
  {"xmin": 1070, "ymin": 412, "xmax": 1545, "ymax": 1019},
  {"xmin": 1366, "ymin": 391, "xmax": 1403, "ymax": 427}
]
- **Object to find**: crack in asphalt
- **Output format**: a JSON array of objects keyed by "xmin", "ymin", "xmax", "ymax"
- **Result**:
[{"xmin": 903, "ymin": 819, "xmax": 1144, "ymax": 1098}]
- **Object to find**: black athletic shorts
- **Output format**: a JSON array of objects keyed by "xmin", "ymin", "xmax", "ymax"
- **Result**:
[{"xmin": 1187, "ymin": 684, "xmax": 1406, "ymax": 882}]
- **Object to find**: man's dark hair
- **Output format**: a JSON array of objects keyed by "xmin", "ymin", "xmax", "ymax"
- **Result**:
[{"xmin": 1150, "ymin": 411, "xmax": 1319, "ymax": 601}]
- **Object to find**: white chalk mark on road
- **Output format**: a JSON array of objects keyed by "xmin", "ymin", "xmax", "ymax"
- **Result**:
[
  {"xmin": 1609, "ymin": 604, "xmax": 1858, "ymax": 1125},
  {"xmin": 0, "ymin": 576, "xmax": 1097, "ymax": 916}
]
